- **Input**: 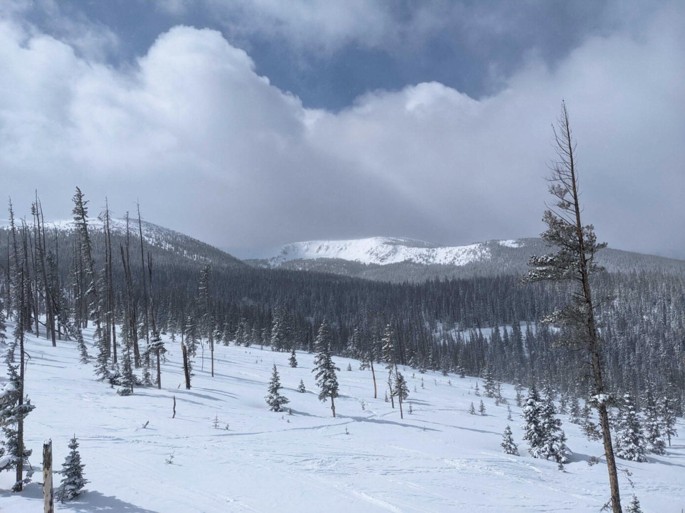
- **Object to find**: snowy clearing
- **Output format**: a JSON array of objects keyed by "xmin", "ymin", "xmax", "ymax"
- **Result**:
[{"xmin": 1, "ymin": 329, "xmax": 683, "ymax": 513}]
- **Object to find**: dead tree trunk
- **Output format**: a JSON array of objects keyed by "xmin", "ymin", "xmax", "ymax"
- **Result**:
[
  {"xmin": 182, "ymin": 341, "xmax": 191, "ymax": 390},
  {"xmin": 43, "ymin": 440, "xmax": 54, "ymax": 513}
]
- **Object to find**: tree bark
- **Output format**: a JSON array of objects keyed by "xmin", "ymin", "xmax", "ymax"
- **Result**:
[
  {"xmin": 182, "ymin": 342, "xmax": 191, "ymax": 390},
  {"xmin": 43, "ymin": 440, "xmax": 54, "ymax": 513}
]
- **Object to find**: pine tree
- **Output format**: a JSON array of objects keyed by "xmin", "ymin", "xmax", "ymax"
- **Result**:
[
  {"xmin": 626, "ymin": 495, "xmax": 642, "ymax": 513},
  {"xmin": 527, "ymin": 103, "xmax": 621, "ymax": 510},
  {"xmin": 643, "ymin": 388, "xmax": 665, "ymax": 455},
  {"xmin": 469, "ymin": 402, "xmax": 476, "ymax": 415},
  {"xmin": 522, "ymin": 386, "xmax": 569, "ymax": 465},
  {"xmin": 297, "ymin": 380, "xmax": 306, "ymax": 393},
  {"xmin": 71, "ymin": 187, "xmax": 101, "ymax": 335},
  {"xmin": 483, "ymin": 368, "xmax": 497, "ymax": 398},
  {"xmin": 117, "ymin": 343, "xmax": 135, "ymax": 396},
  {"xmin": 479, "ymin": 399, "xmax": 486, "ymax": 416},
  {"xmin": 3, "ymin": 204, "xmax": 33, "ymax": 491},
  {"xmin": 658, "ymin": 395, "xmax": 678, "ymax": 447},
  {"xmin": 55, "ymin": 435, "xmax": 87, "ymax": 502},
  {"xmin": 312, "ymin": 320, "xmax": 339, "ymax": 417},
  {"xmin": 0, "ymin": 360, "xmax": 35, "ymax": 488},
  {"xmin": 394, "ymin": 371, "xmax": 409, "ymax": 419},
  {"xmin": 75, "ymin": 325, "xmax": 90, "ymax": 365},
  {"xmin": 501, "ymin": 425, "xmax": 519, "ymax": 455},
  {"xmin": 288, "ymin": 347, "xmax": 298, "ymax": 368},
  {"xmin": 265, "ymin": 365, "xmax": 289, "ymax": 412},
  {"xmin": 381, "ymin": 323, "xmax": 396, "ymax": 408},
  {"xmin": 614, "ymin": 394, "xmax": 647, "ymax": 462},
  {"xmin": 270, "ymin": 306, "xmax": 290, "ymax": 352}
]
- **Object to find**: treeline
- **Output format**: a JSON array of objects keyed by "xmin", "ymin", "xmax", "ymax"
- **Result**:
[{"xmin": 1, "ymin": 189, "xmax": 683, "ymax": 414}]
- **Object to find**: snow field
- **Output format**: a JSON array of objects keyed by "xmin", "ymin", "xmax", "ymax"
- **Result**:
[{"xmin": 1, "ymin": 329, "xmax": 683, "ymax": 512}]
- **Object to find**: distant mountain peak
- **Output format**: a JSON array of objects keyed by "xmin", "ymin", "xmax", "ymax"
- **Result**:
[{"xmin": 262, "ymin": 237, "xmax": 526, "ymax": 267}]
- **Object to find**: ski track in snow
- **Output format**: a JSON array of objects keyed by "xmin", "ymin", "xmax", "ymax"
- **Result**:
[{"xmin": 1, "ymin": 326, "xmax": 684, "ymax": 513}]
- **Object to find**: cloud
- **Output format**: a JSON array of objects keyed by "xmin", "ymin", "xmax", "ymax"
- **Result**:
[{"xmin": 1, "ymin": 2, "xmax": 684, "ymax": 259}]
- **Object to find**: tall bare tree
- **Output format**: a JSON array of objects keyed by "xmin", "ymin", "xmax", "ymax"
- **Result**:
[
  {"xmin": 528, "ymin": 102, "xmax": 622, "ymax": 513},
  {"xmin": 32, "ymin": 194, "xmax": 56, "ymax": 346}
]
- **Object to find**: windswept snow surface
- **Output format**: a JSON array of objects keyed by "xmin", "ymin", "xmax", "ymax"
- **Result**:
[
  {"xmin": 267, "ymin": 237, "xmax": 493, "ymax": 266},
  {"xmin": 1, "ymin": 328, "xmax": 684, "ymax": 512}
]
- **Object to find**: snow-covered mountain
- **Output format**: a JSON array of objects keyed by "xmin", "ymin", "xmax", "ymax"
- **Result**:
[
  {"xmin": 2, "ymin": 217, "xmax": 245, "ymax": 270},
  {"xmin": 248, "ymin": 236, "xmax": 685, "ymax": 282},
  {"xmin": 261, "ymin": 236, "xmax": 513, "ymax": 267}
]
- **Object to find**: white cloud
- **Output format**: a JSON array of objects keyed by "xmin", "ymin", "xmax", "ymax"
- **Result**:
[{"xmin": 1, "ymin": 2, "xmax": 684, "ymax": 258}]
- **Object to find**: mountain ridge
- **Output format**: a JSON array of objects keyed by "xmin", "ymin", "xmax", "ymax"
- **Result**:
[{"xmin": 247, "ymin": 236, "xmax": 685, "ymax": 282}]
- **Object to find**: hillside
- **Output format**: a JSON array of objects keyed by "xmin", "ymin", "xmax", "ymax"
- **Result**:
[
  {"xmin": 1, "ymin": 325, "xmax": 683, "ymax": 512},
  {"xmin": 48, "ymin": 218, "xmax": 246, "ymax": 270},
  {"xmin": 248, "ymin": 237, "xmax": 685, "ymax": 282}
]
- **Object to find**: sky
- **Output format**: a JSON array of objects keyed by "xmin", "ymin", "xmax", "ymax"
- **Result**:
[{"xmin": 1, "ymin": 0, "xmax": 684, "ymax": 259}]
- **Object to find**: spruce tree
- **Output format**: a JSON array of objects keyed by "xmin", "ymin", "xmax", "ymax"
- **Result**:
[
  {"xmin": 297, "ymin": 380, "xmax": 306, "ymax": 393},
  {"xmin": 614, "ymin": 394, "xmax": 647, "ymax": 462},
  {"xmin": 501, "ymin": 425, "xmax": 519, "ymax": 455},
  {"xmin": 312, "ymin": 320, "xmax": 339, "ymax": 417},
  {"xmin": 265, "ymin": 365, "xmax": 289, "ymax": 412},
  {"xmin": 288, "ymin": 347, "xmax": 298, "ymax": 368},
  {"xmin": 56, "ymin": 435, "xmax": 87, "ymax": 502}
]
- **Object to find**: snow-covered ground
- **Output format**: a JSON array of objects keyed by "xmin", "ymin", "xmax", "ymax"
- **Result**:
[{"xmin": 1, "ymin": 328, "xmax": 683, "ymax": 512}]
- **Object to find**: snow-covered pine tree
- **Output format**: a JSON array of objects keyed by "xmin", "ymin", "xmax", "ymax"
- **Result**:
[
  {"xmin": 538, "ymin": 396, "xmax": 569, "ymax": 466},
  {"xmin": 55, "ymin": 435, "xmax": 87, "ymax": 502},
  {"xmin": 482, "ymin": 368, "xmax": 497, "ymax": 398},
  {"xmin": 75, "ymin": 325, "xmax": 90, "ymax": 365},
  {"xmin": 501, "ymin": 425, "xmax": 519, "ymax": 455},
  {"xmin": 626, "ymin": 494, "xmax": 643, "ymax": 513},
  {"xmin": 569, "ymin": 396, "xmax": 581, "ymax": 424},
  {"xmin": 288, "ymin": 347, "xmax": 297, "ymax": 368},
  {"xmin": 297, "ymin": 380, "xmax": 306, "ymax": 393},
  {"xmin": 3, "ymin": 209, "xmax": 34, "ymax": 491},
  {"xmin": 523, "ymin": 388, "xmax": 545, "ymax": 450},
  {"xmin": 479, "ymin": 400, "xmax": 486, "ymax": 416},
  {"xmin": 469, "ymin": 402, "xmax": 476, "ymax": 415},
  {"xmin": 658, "ymin": 395, "xmax": 678, "ymax": 447},
  {"xmin": 270, "ymin": 306, "xmax": 289, "ymax": 352},
  {"xmin": 0, "ymin": 360, "xmax": 35, "ymax": 487},
  {"xmin": 71, "ymin": 187, "xmax": 101, "ymax": 335},
  {"xmin": 523, "ymin": 386, "xmax": 569, "ymax": 465},
  {"xmin": 312, "ymin": 320, "xmax": 340, "ymax": 417},
  {"xmin": 117, "ymin": 343, "xmax": 135, "ymax": 396},
  {"xmin": 265, "ymin": 365, "xmax": 289, "ymax": 412},
  {"xmin": 643, "ymin": 388, "xmax": 665, "ymax": 455},
  {"xmin": 394, "ymin": 371, "xmax": 409, "ymax": 419},
  {"xmin": 614, "ymin": 394, "xmax": 647, "ymax": 462},
  {"xmin": 381, "ymin": 323, "xmax": 396, "ymax": 408}
]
